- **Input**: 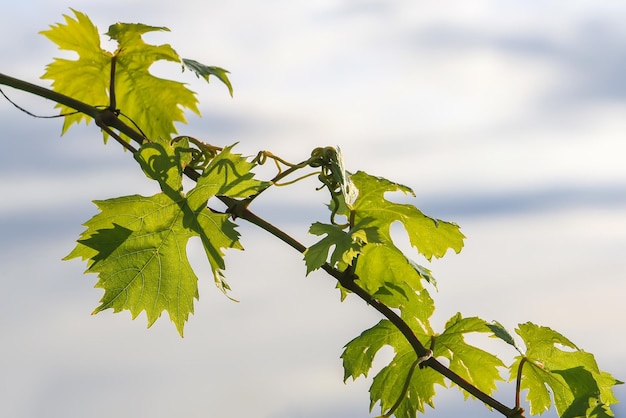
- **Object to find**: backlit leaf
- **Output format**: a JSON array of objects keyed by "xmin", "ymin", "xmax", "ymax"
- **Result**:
[
  {"xmin": 512, "ymin": 322, "xmax": 622, "ymax": 417},
  {"xmin": 303, "ymin": 220, "xmax": 380, "ymax": 275},
  {"xmin": 371, "ymin": 349, "xmax": 445, "ymax": 418},
  {"xmin": 340, "ymin": 171, "xmax": 464, "ymax": 295},
  {"xmin": 355, "ymin": 243, "xmax": 428, "ymax": 294},
  {"xmin": 104, "ymin": 22, "xmax": 198, "ymax": 141},
  {"xmin": 371, "ymin": 281, "xmax": 435, "ymax": 336},
  {"xmin": 65, "ymin": 142, "xmax": 265, "ymax": 336},
  {"xmin": 350, "ymin": 171, "xmax": 465, "ymax": 260},
  {"xmin": 341, "ymin": 319, "xmax": 444, "ymax": 418},
  {"xmin": 342, "ymin": 282, "xmax": 439, "ymax": 417},
  {"xmin": 436, "ymin": 313, "xmax": 505, "ymax": 399},
  {"xmin": 40, "ymin": 10, "xmax": 230, "ymax": 141},
  {"xmin": 39, "ymin": 9, "xmax": 111, "ymax": 133},
  {"xmin": 342, "ymin": 320, "xmax": 405, "ymax": 382}
]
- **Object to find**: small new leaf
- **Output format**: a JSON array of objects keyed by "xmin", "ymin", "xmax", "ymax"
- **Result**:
[
  {"xmin": 512, "ymin": 322, "xmax": 622, "ymax": 417},
  {"xmin": 183, "ymin": 58, "xmax": 233, "ymax": 97},
  {"xmin": 487, "ymin": 320, "xmax": 523, "ymax": 354},
  {"xmin": 342, "ymin": 320, "xmax": 405, "ymax": 382},
  {"xmin": 189, "ymin": 144, "xmax": 268, "ymax": 293},
  {"xmin": 303, "ymin": 220, "xmax": 380, "ymax": 275},
  {"xmin": 191, "ymin": 143, "xmax": 269, "ymax": 200}
]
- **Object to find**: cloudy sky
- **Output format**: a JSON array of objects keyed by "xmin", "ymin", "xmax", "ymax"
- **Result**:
[{"xmin": 1, "ymin": 1, "xmax": 625, "ymax": 417}]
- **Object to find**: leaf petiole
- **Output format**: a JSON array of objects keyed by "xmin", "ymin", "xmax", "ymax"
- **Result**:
[
  {"xmin": 514, "ymin": 357, "xmax": 527, "ymax": 413},
  {"xmin": 382, "ymin": 358, "xmax": 421, "ymax": 418}
]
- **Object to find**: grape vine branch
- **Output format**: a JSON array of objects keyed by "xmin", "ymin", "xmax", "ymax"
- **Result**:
[{"xmin": 0, "ymin": 10, "xmax": 620, "ymax": 418}]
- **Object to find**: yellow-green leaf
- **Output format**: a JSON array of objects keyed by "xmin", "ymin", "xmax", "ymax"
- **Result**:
[
  {"xmin": 436, "ymin": 314, "xmax": 505, "ymax": 399},
  {"xmin": 40, "ymin": 10, "xmax": 231, "ymax": 141},
  {"xmin": 351, "ymin": 171, "xmax": 465, "ymax": 260},
  {"xmin": 512, "ymin": 322, "xmax": 622, "ymax": 417},
  {"xmin": 40, "ymin": 9, "xmax": 112, "ymax": 133},
  {"xmin": 65, "ymin": 142, "xmax": 266, "ymax": 336},
  {"xmin": 304, "ymin": 220, "xmax": 380, "ymax": 275}
]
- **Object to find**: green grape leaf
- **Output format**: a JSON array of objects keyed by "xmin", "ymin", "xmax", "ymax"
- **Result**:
[
  {"xmin": 303, "ymin": 220, "xmax": 380, "ymax": 275},
  {"xmin": 322, "ymin": 146, "xmax": 358, "ymax": 208},
  {"xmin": 104, "ymin": 22, "xmax": 199, "ymax": 141},
  {"xmin": 435, "ymin": 313, "xmax": 505, "ymax": 399},
  {"xmin": 342, "ymin": 320, "xmax": 406, "ymax": 382},
  {"xmin": 512, "ymin": 322, "xmax": 622, "ymax": 417},
  {"xmin": 342, "ymin": 282, "xmax": 439, "ymax": 418},
  {"xmin": 344, "ymin": 171, "xmax": 464, "ymax": 294},
  {"xmin": 65, "ymin": 193, "xmax": 202, "ymax": 336},
  {"xmin": 342, "ymin": 318, "xmax": 444, "ymax": 417},
  {"xmin": 371, "ymin": 349, "xmax": 445, "ymax": 418},
  {"xmin": 350, "ymin": 171, "xmax": 465, "ymax": 261},
  {"xmin": 188, "ymin": 142, "xmax": 269, "ymax": 200},
  {"xmin": 342, "ymin": 284, "xmax": 434, "ymax": 380},
  {"xmin": 408, "ymin": 259, "xmax": 437, "ymax": 290},
  {"xmin": 40, "ymin": 10, "xmax": 230, "ymax": 140},
  {"xmin": 188, "ymin": 143, "xmax": 269, "ymax": 293},
  {"xmin": 355, "ymin": 243, "xmax": 434, "ymax": 294},
  {"xmin": 65, "ymin": 142, "xmax": 265, "ymax": 336},
  {"xmin": 183, "ymin": 58, "xmax": 233, "ymax": 97},
  {"xmin": 371, "ymin": 281, "xmax": 435, "ymax": 336},
  {"xmin": 39, "ymin": 9, "xmax": 112, "ymax": 133}
]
